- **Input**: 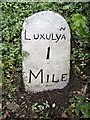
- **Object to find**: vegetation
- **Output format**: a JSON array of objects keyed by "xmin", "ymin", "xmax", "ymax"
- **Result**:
[
  {"xmin": 32, "ymin": 101, "xmax": 50, "ymax": 119},
  {"xmin": 65, "ymin": 95, "xmax": 90, "ymax": 118},
  {"xmin": 1, "ymin": 2, "xmax": 90, "ymax": 119}
]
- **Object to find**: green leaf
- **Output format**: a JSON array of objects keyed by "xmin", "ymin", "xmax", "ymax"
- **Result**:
[
  {"xmin": 75, "ymin": 102, "xmax": 81, "ymax": 116},
  {"xmin": 69, "ymin": 98, "xmax": 76, "ymax": 103}
]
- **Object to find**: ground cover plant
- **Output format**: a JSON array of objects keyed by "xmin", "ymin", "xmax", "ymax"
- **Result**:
[{"xmin": 1, "ymin": 2, "xmax": 90, "ymax": 119}]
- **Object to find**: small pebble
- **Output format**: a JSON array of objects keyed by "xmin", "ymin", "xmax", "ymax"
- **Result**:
[
  {"xmin": 52, "ymin": 103, "xmax": 56, "ymax": 108},
  {"xmin": 21, "ymin": 96, "xmax": 24, "ymax": 99},
  {"xmin": 0, "ymin": 103, "xmax": 2, "ymax": 109}
]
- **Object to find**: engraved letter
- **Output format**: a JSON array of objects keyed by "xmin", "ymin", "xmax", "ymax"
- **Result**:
[
  {"xmin": 29, "ymin": 69, "xmax": 43, "ymax": 83},
  {"xmin": 61, "ymin": 74, "xmax": 67, "ymax": 81},
  {"xmin": 46, "ymin": 34, "xmax": 51, "ymax": 40},
  {"xmin": 40, "ymin": 34, "xmax": 45, "ymax": 40},
  {"xmin": 61, "ymin": 34, "xmax": 66, "ymax": 40},
  {"xmin": 34, "ymin": 34, "xmax": 39, "ymax": 40},
  {"xmin": 25, "ymin": 30, "xmax": 31, "ymax": 40},
  {"xmin": 55, "ymin": 34, "xmax": 61, "ymax": 43},
  {"xmin": 52, "ymin": 74, "xmax": 59, "ymax": 82}
]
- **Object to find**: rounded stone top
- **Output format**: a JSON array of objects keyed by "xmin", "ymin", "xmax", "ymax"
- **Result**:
[{"xmin": 22, "ymin": 11, "xmax": 71, "ymax": 92}]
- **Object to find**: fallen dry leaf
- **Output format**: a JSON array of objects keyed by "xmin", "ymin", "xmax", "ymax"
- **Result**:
[
  {"xmin": 61, "ymin": 112, "xmax": 68, "ymax": 118},
  {"xmin": 1, "ymin": 110, "xmax": 10, "ymax": 120}
]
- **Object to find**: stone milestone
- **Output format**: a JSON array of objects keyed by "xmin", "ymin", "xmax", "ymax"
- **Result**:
[{"xmin": 22, "ymin": 11, "xmax": 71, "ymax": 92}]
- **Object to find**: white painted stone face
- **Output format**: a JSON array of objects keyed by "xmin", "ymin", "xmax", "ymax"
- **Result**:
[{"xmin": 22, "ymin": 11, "xmax": 71, "ymax": 92}]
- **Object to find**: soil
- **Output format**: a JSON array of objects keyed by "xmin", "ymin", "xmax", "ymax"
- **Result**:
[{"xmin": 2, "ymin": 62, "xmax": 90, "ymax": 119}]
